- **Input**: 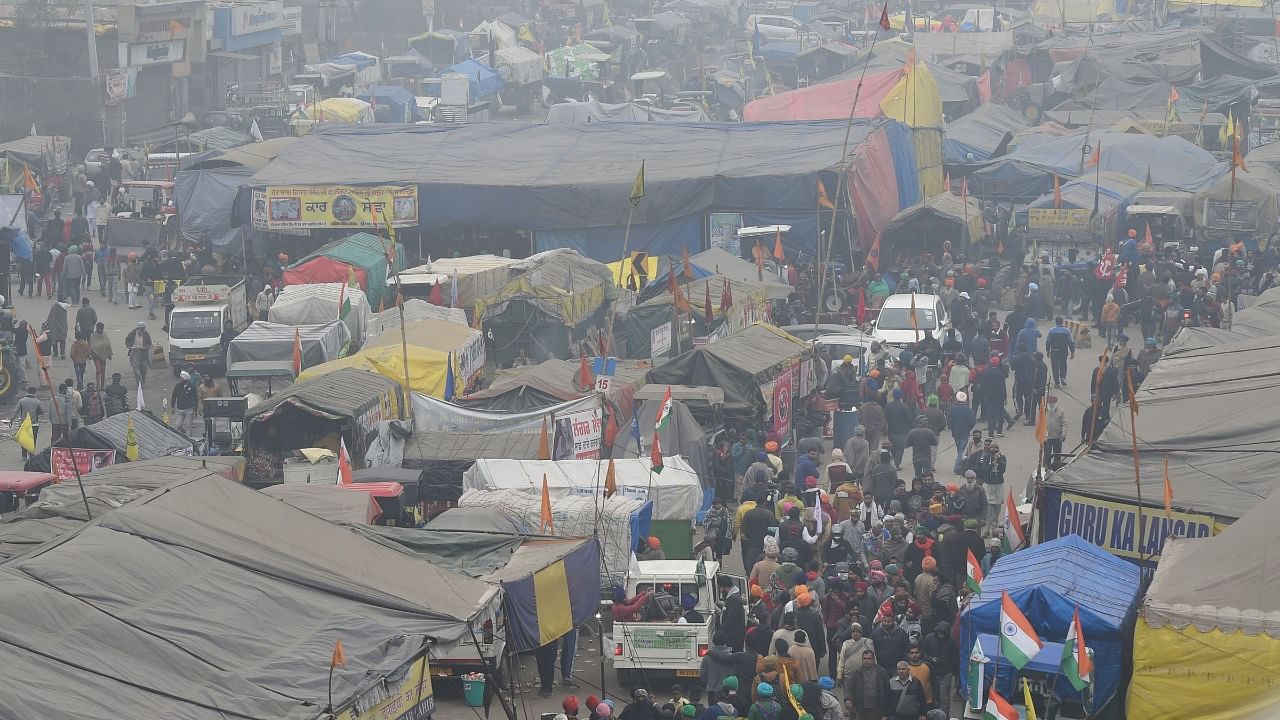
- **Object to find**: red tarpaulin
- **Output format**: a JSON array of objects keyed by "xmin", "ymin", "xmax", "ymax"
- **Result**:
[
  {"xmin": 743, "ymin": 67, "xmax": 905, "ymax": 122},
  {"xmin": 850, "ymin": 127, "xmax": 900, "ymax": 250},
  {"xmin": 282, "ymin": 257, "xmax": 368, "ymax": 292}
]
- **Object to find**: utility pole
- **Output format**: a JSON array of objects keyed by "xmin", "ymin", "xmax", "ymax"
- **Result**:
[{"xmin": 83, "ymin": 0, "xmax": 109, "ymax": 146}]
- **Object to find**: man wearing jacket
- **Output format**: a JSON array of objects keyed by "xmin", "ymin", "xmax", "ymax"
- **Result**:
[
  {"xmin": 1045, "ymin": 317, "xmax": 1076, "ymax": 387},
  {"xmin": 1043, "ymin": 395, "xmax": 1068, "ymax": 468},
  {"xmin": 1013, "ymin": 316, "xmax": 1041, "ymax": 355}
]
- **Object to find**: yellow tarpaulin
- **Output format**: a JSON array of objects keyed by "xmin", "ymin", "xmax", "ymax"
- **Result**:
[
  {"xmin": 298, "ymin": 344, "xmax": 457, "ymax": 398},
  {"xmin": 879, "ymin": 62, "xmax": 944, "ymax": 129},
  {"xmin": 1128, "ymin": 618, "xmax": 1280, "ymax": 719},
  {"xmin": 607, "ymin": 256, "xmax": 659, "ymax": 288}
]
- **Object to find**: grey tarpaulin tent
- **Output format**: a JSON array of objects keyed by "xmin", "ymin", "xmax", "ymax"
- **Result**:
[
  {"xmin": 0, "ymin": 475, "xmax": 498, "ymax": 718},
  {"xmin": 943, "ymin": 102, "xmax": 1028, "ymax": 164},
  {"xmin": 1193, "ymin": 164, "xmax": 1280, "ymax": 243},
  {"xmin": 401, "ymin": 431, "xmax": 544, "ymax": 502},
  {"xmin": 612, "ymin": 397, "xmax": 712, "ymax": 483},
  {"xmin": 262, "ymin": 482, "xmax": 381, "ymax": 524},
  {"xmin": 544, "ymin": 101, "xmax": 710, "ymax": 123},
  {"xmin": 228, "ymin": 320, "xmax": 350, "ymax": 366}
]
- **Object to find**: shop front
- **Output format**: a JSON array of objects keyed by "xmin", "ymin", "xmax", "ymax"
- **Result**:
[
  {"xmin": 116, "ymin": 0, "xmax": 207, "ymax": 144},
  {"xmin": 210, "ymin": 1, "xmax": 285, "ymax": 96}
]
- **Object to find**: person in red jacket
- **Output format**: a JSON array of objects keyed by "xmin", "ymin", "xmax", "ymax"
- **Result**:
[{"xmin": 612, "ymin": 585, "xmax": 654, "ymax": 622}]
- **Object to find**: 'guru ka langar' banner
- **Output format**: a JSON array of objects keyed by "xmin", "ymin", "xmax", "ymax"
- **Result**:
[
  {"xmin": 252, "ymin": 184, "xmax": 418, "ymax": 230},
  {"xmin": 1054, "ymin": 491, "xmax": 1214, "ymax": 564}
]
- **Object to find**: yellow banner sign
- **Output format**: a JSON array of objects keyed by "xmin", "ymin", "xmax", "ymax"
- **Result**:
[
  {"xmin": 337, "ymin": 655, "xmax": 435, "ymax": 720},
  {"xmin": 1027, "ymin": 208, "xmax": 1093, "ymax": 230},
  {"xmin": 1054, "ymin": 492, "xmax": 1215, "ymax": 564},
  {"xmin": 252, "ymin": 185, "xmax": 418, "ymax": 230}
]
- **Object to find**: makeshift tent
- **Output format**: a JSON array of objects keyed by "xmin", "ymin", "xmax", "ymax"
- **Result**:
[
  {"xmin": 745, "ymin": 62, "xmax": 943, "ymax": 128},
  {"xmin": 356, "ymin": 85, "xmax": 419, "ymax": 123},
  {"xmin": 180, "ymin": 136, "xmax": 297, "ymax": 172},
  {"xmin": 1129, "ymin": 489, "xmax": 1280, "ymax": 719},
  {"xmin": 943, "ymin": 103, "xmax": 1028, "ymax": 164},
  {"xmin": 692, "ymin": 247, "xmax": 795, "ymax": 290},
  {"xmin": 1193, "ymin": 164, "xmax": 1280, "ymax": 245},
  {"xmin": 960, "ymin": 535, "xmax": 1142, "ymax": 713},
  {"xmin": 1042, "ymin": 331, "xmax": 1280, "ymax": 565},
  {"xmin": 176, "ymin": 137, "xmax": 297, "ymax": 253},
  {"xmin": 645, "ymin": 323, "xmax": 813, "ymax": 420},
  {"xmin": 285, "ymin": 232, "xmax": 404, "ymax": 308},
  {"xmin": 965, "ymin": 159, "xmax": 1054, "ymax": 202},
  {"xmin": 0, "ymin": 135, "xmax": 70, "ymax": 178},
  {"xmin": 1009, "ymin": 131, "xmax": 1224, "ymax": 191},
  {"xmin": 368, "ymin": 298, "xmax": 468, "ymax": 341},
  {"xmin": 912, "ymin": 31, "xmax": 1015, "ymax": 68},
  {"xmin": 401, "ymin": 254, "xmax": 519, "ymax": 312},
  {"xmin": 544, "ymin": 101, "xmax": 710, "ymax": 123},
  {"xmin": 262, "ymin": 482, "xmax": 382, "ymax": 524},
  {"xmin": 228, "ymin": 320, "xmax": 350, "ymax": 367},
  {"xmin": 363, "ymin": 528, "xmax": 601, "ymax": 652},
  {"xmin": 294, "ymin": 97, "xmax": 374, "ymax": 125},
  {"xmin": 0, "ymin": 475, "xmax": 497, "ymax": 719},
  {"xmin": 545, "ymin": 44, "xmax": 610, "ymax": 80},
  {"xmin": 459, "ymin": 490, "xmax": 650, "ymax": 586},
  {"xmin": 1023, "ymin": 171, "xmax": 1144, "ymax": 241},
  {"xmin": 625, "ymin": 275, "xmax": 779, "ymax": 357},
  {"xmin": 415, "ymin": 393, "xmax": 601, "ymax": 433},
  {"xmin": 270, "ymin": 282, "xmax": 373, "ymax": 349},
  {"xmin": 611, "ymin": 396, "xmax": 712, "ymax": 485},
  {"xmin": 307, "ymin": 51, "xmax": 382, "ymax": 86},
  {"xmin": 881, "ymin": 192, "xmax": 985, "ymax": 259},
  {"xmin": 246, "ymin": 120, "xmax": 890, "ymax": 259},
  {"xmin": 68, "ymin": 410, "xmax": 195, "ymax": 460},
  {"xmin": 461, "ymin": 358, "xmax": 645, "ymax": 412},
  {"xmin": 297, "ymin": 343, "xmax": 464, "ymax": 399},
  {"xmin": 155, "ymin": 126, "xmax": 252, "ymax": 153},
  {"xmin": 464, "ymin": 457, "xmax": 702, "ymax": 520},
  {"xmin": 283, "ymin": 258, "xmax": 368, "ymax": 298},
  {"xmin": 368, "ymin": 318, "xmax": 485, "ymax": 380},
  {"xmin": 441, "ymin": 59, "xmax": 503, "ymax": 100},
  {"xmin": 1163, "ymin": 287, "xmax": 1280, "ymax": 354},
  {"xmin": 244, "ymin": 367, "xmax": 407, "ymax": 476},
  {"xmin": 849, "ymin": 121, "xmax": 941, "ymax": 250},
  {"xmin": 493, "ymin": 46, "xmax": 544, "ymax": 87},
  {"xmin": 402, "ymin": 431, "xmax": 543, "ymax": 502}
]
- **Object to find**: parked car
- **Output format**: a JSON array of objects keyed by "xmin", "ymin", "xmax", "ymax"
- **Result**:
[
  {"xmin": 84, "ymin": 147, "xmax": 137, "ymax": 175},
  {"xmin": 745, "ymin": 13, "xmax": 805, "ymax": 41}
]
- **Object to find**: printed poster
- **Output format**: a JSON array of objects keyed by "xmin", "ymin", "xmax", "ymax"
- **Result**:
[{"xmin": 252, "ymin": 184, "xmax": 418, "ymax": 230}]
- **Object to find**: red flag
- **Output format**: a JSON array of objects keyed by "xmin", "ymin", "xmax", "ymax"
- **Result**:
[
  {"xmin": 1233, "ymin": 134, "xmax": 1247, "ymax": 171},
  {"xmin": 866, "ymin": 233, "xmax": 881, "ymax": 272},
  {"xmin": 720, "ymin": 277, "xmax": 733, "ymax": 312},
  {"xmin": 604, "ymin": 458, "xmax": 618, "ymax": 498},
  {"xmin": 338, "ymin": 437, "xmax": 353, "ymax": 485},
  {"xmin": 944, "ymin": 173, "xmax": 952, "ymax": 193},
  {"xmin": 667, "ymin": 263, "xmax": 679, "ymax": 296},
  {"xmin": 578, "ymin": 353, "xmax": 594, "ymax": 390},
  {"xmin": 704, "ymin": 281, "xmax": 714, "ymax": 325},
  {"xmin": 540, "ymin": 473, "xmax": 554, "ymax": 532},
  {"xmin": 773, "ymin": 228, "xmax": 785, "ymax": 262},
  {"xmin": 682, "ymin": 244, "xmax": 694, "ymax": 281},
  {"xmin": 331, "ymin": 638, "xmax": 347, "ymax": 669},
  {"xmin": 1169, "ymin": 86, "xmax": 1180, "ymax": 103},
  {"xmin": 292, "ymin": 328, "xmax": 303, "ymax": 376},
  {"xmin": 879, "ymin": 1, "xmax": 891, "ymax": 30},
  {"xmin": 428, "ymin": 282, "xmax": 443, "ymax": 305},
  {"xmin": 1087, "ymin": 142, "xmax": 1101, "ymax": 168}
]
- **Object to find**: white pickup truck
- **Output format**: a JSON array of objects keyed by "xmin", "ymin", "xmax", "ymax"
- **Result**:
[{"xmin": 608, "ymin": 560, "xmax": 745, "ymax": 687}]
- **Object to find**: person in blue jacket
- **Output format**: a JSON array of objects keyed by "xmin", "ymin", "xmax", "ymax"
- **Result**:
[{"xmin": 1013, "ymin": 317, "xmax": 1041, "ymax": 355}]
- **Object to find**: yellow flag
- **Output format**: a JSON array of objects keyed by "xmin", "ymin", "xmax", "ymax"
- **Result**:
[
  {"xmin": 125, "ymin": 416, "xmax": 140, "ymax": 461},
  {"xmin": 15, "ymin": 413, "xmax": 34, "ymax": 453},
  {"xmin": 347, "ymin": 264, "xmax": 359, "ymax": 288},
  {"xmin": 629, "ymin": 160, "xmax": 645, "ymax": 206},
  {"xmin": 1023, "ymin": 677, "xmax": 1039, "ymax": 720}
]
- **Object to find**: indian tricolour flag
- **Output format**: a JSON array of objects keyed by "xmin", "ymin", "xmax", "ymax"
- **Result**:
[
  {"xmin": 966, "ymin": 548, "xmax": 984, "ymax": 595},
  {"xmin": 651, "ymin": 386, "xmax": 673, "ymax": 473},
  {"xmin": 967, "ymin": 638, "xmax": 988, "ymax": 711},
  {"xmin": 984, "ymin": 688, "xmax": 1018, "ymax": 720},
  {"xmin": 1062, "ymin": 606, "xmax": 1094, "ymax": 691},
  {"xmin": 1001, "ymin": 489, "xmax": 1027, "ymax": 554},
  {"xmin": 999, "ymin": 591, "xmax": 1043, "ymax": 670}
]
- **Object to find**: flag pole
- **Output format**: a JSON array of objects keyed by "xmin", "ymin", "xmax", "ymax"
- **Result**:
[
  {"xmin": 371, "ymin": 202, "xmax": 413, "ymax": 403},
  {"xmin": 1126, "ymin": 367, "xmax": 1148, "ymax": 566}
]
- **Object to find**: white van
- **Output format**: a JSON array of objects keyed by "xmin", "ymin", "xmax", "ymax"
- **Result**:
[{"xmin": 870, "ymin": 293, "xmax": 949, "ymax": 347}]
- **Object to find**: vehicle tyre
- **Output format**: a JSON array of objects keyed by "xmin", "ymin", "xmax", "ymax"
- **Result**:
[
  {"xmin": 822, "ymin": 289, "xmax": 846, "ymax": 313},
  {"xmin": 0, "ymin": 354, "xmax": 15, "ymax": 404}
]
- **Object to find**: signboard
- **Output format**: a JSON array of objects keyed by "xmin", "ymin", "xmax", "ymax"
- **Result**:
[
  {"xmin": 1053, "ymin": 491, "xmax": 1214, "ymax": 564},
  {"xmin": 553, "ymin": 407, "xmax": 603, "ymax": 460},
  {"xmin": 709, "ymin": 212, "xmax": 744, "ymax": 253},
  {"xmin": 1027, "ymin": 208, "xmax": 1093, "ymax": 230},
  {"xmin": 252, "ymin": 185, "xmax": 419, "ymax": 230},
  {"xmin": 770, "ymin": 365, "xmax": 796, "ymax": 438},
  {"xmin": 231, "ymin": 1, "xmax": 284, "ymax": 36},
  {"xmin": 282, "ymin": 6, "xmax": 303, "ymax": 35},
  {"xmin": 1204, "ymin": 200, "xmax": 1258, "ymax": 232},
  {"xmin": 336, "ymin": 655, "xmax": 434, "ymax": 720},
  {"xmin": 650, "ymin": 322, "xmax": 672, "ymax": 358},
  {"xmin": 123, "ymin": 40, "xmax": 186, "ymax": 66},
  {"xmin": 50, "ymin": 448, "xmax": 116, "ymax": 482},
  {"xmin": 134, "ymin": 16, "xmax": 192, "ymax": 42},
  {"xmin": 104, "ymin": 68, "xmax": 138, "ymax": 104}
]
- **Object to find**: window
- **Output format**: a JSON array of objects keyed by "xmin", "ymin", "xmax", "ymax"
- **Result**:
[
  {"xmin": 877, "ymin": 307, "xmax": 937, "ymax": 331},
  {"xmin": 168, "ymin": 310, "xmax": 223, "ymax": 339}
]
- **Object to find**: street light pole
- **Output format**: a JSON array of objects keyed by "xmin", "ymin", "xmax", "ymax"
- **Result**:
[{"xmin": 82, "ymin": 0, "xmax": 108, "ymax": 146}]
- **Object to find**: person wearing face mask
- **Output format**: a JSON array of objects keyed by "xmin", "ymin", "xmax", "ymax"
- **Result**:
[{"xmin": 982, "ymin": 443, "xmax": 1007, "ymax": 529}]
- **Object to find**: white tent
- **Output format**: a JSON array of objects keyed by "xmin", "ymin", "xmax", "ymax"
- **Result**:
[
  {"xmin": 462, "ymin": 456, "xmax": 701, "ymax": 520},
  {"xmin": 367, "ymin": 298, "xmax": 468, "ymax": 342},
  {"xmin": 270, "ymin": 283, "xmax": 373, "ymax": 349}
]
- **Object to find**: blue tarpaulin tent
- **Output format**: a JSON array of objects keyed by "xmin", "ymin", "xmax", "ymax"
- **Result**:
[
  {"xmin": 357, "ymin": 85, "xmax": 420, "ymax": 123},
  {"xmin": 1007, "ymin": 132, "xmax": 1225, "ymax": 191},
  {"xmin": 959, "ymin": 535, "xmax": 1142, "ymax": 712},
  {"xmin": 441, "ymin": 59, "xmax": 502, "ymax": 101}
]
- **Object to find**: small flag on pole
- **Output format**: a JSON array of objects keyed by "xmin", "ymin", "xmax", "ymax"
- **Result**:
[
  {"xmin": 630, "ymin": 161, "xmax": 646, "ymax": 205},
  {"xmin": 866, "ymin": 233, "xmax": 881, "ymax": 271},
  {"xmin": 1035, "ymin": 395, "xmax": 1048, "ymax": 446},
  {"xmin": 817, "ymin": 178, "xmax": 836, "ymax": 209},
  {"xmin": 331, "ymin": 638, "xmax": 347, "ymax": 669},
  {"xmin": 773, "ymin": 228, "xmax": 785, "ymax": 262},
  {"xmin": 338, "ymin": 436, "xmax": 353, "ymax": 485},
  {"xmin": 15, "ymin": 413, "xmax": 34, "ymax": 454},
  {"xmin": 1023, "ymin": 677, "xmax": 1039, "ymax": 720},
  {"xmin": 652, "ymin": 386, "xmax": 673, "ymax": 473},
  {"xmin": 984, "ymin": 688, "xmax": 1018, "ymax": 720},
  {"xmin": 443, "ymin": 351, "xmax": 457, "ymax": 401},
  {"xmin": 999, "ymin": 591, "xmax": 1044, "ymax": 670},
  {"xmin": 1002, "ymin": 489, "xmax": 1027, "ymax": 554},
  {"xmin": 578, "ymin": 353, "xmax": 594, "ymax": 390},
  {"xmin": 1062, "ymin": 605, "xmax": 1094, "ymax": 690},
  {"xmin": 1163, "ymin": 453, "xmax": 1173, "ymax": 514},
  {"xmin": 540, "ymin": 473, "xmax": 554, "ymax": 532},
  {"xmin": 879, "ymin": 1, "xmax": 891, "ymax": 30},
  {"xmin": 604, "ymin": 458, "xmax": 618, "ymax": 498},
  {"xmin": 965, "ymin": 548, "xmax": 983, "ymax": 594},
  {"xmin": 292, "ymin": 328, "xmax": 303, "ymax": 377},
  {"xmin": 720, "ymin": 277, "xmax": 733, "ymax": 313},
  {"xmin": 944, "ymin": 173, "xmax": 952, "ymax": 193},
  {"xmin": 538, "ymin": 417, "xmax": 551, "ymax": 460},
  {"xmin": 125, "ymin": 416, "xmax": 140, "ymax": 461},
  {"xmin": 704, "ymin": 281, "xmax": 714, "ymax": 326},
  {"xmin": 682, "ymin": 244, "xmax": 694, "ymax": 281},
  {"xmin": 967, "ymin": 639, "xmax": 988, "ymax": 711},
  {"xmin": 1053, "ymin": 173, "xmax": 1062, "ymax": 209}
]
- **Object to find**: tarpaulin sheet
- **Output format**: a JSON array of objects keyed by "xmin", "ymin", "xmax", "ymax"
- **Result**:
[
  {"xmin": 501, "ymin": 538, "xmax": 601, "ymax": 650},
  {"xmin": 441, "ymin": 59, "xmax": 503, "ymax": 100},
  {"xmin": 745, "ymin": 66, "xmax": 904, "ymax": 121},
  {"xmin": 367, "ymin": 318, "xmax": 485, "ymax": 381},
  {"xmin": 1026, "ymin": 171, "xmax": 1143, "ymax": 211},
  {"xmin": 291, "ymin": 232, "xmax": 406, "ymax": 309},
  {"xmin": 1193, "ymin": 164, "xmax": 1280, "ymax": 240},
  {"xmin": 850, "ymin": 124, "xmax": 901, "ymax": 249},
  {"xmin": 76, "ymin": 410, "xmax": 194, "ymax": 458},
  {"xmin": 248, "ymin": 121, "xmax": 883, "ymax": 231},
  {"xmin": 959, "ymin": 535, "xmax": 1140, "ymax": 711},
  {"xmin": 0, "ymin": 475, "xmax": 497, "ymax": 719},
  {"xmin": 475, "ymin": 250, "xmax": 613, "ymax": 327},
  {"xmin": 282, "ymin": 256, "xmax": 368, "ymax": 299},
  {"xmin": 228, "ymin": 319, "xmax": 350, "ymax": 367},
  {"xmin": 1010, "ymin": 132, "xmax": 1225, "ymax": 190},
  {"xmin": 943, "ymin": 102, "xmax": 1028, "ymax": 163},
  {"xmin": 967, "ymin": 158, "xmax": 1054, "ymax": 201},
  {"xmin": 611, "ymin": 397, "xmax": 711, "ymax": 487},
  {"xmin": 356, "ymin": 524, "xmax": 524, "ymax": 576},
  {"xmin": 175, "ymin": 165, "xmax": 254, "ymax": 254},
  {"xmin": 402, "ymin": 431, "xmax": 544, "ymax": 501},
  {"xmin": 270, "ymin": 282, "xmax": 373, "ymax": 348},
  {"xmin": 414, "ymin": 393, "xmax": 599, "ymax": 433},
  {"xmin": 466, "ymin": 457, "xmax": 701, "ymax": 520},
  {"xmin": 408, "ymin": 254, "xmax": 519, "ymax": 311},
  {"xmin": 297, "ymin": 343, "xmax": 459, "ymax": 399},
  {"xmin": 262, "ymin": 482, "xmax": 381, "ymax": 524},
  {"xmin": 878, "ymin": 63, "xmax": 944, "ymax": 130},
  {"xmin": 461, "ymin": 357, "xmax": 645, "ymax": 412},
  {"xmin": 368, "ymin": 298, "xmax": 468, "ymax": 342},
  {"xmin": 544, "ymin": 101, "xmax": 710, "ymax": 123},
  {"xmin": 534, "ymin": 214, "xmax": 704, "ymax": 261}
]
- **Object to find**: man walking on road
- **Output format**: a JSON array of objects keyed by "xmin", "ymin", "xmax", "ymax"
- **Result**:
[
  {"xmin": 171, "ymin": 371, "xmax": 198, "ymax": 435},
  {"xmin": 74, "ymin": 297, "xmax": 97, "ymax": 341},
  {"xmin": 61, "ymin": 245, "xmax": 85, "ymax": 303},
  {"xmin": 947, "ymin": 392, "xmax": 975, "ymax": 475},
  {"xmin": 1045, "ymin": 317, "xmax": 1075, "ymax": 387},
  {"xmin": 1043, "ymin": 395, "xmax": 1067, "ymax": 468},
  {"xmin": 10, "ymin": 387, "xmax": 42, "ymax": 460},
  {"xmin": 126, "ymin": 322, "xmax": 152, "ymax": 390},
  {"xmin": 89, "ymin": 322, "xmax": 113, "ymax": 388}
]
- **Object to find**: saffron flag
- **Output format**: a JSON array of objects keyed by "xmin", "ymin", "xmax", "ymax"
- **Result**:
[
  {"xmin": 1002, "ymin": 489, "xmax": 1026, "ymax": 554},
  {"xmin": 967, "ymin": 639, "xmax": 987, "ymax": 711},
  {"xmin": 1062, "ymin": 606, "xmax": 1094, "ymax": 690},
  {"xmin": 331, "ymin": 638, "xmax": 347, "ymax": 669},
  {"xmin": 1053, "ymin": 174, "xmax": 1062, "ymax": 209},
  {"xmin": 965, "ymin": 548, "xmax": 983, "ymax": 594},
  {"xmin": 604, "ymin": 458, "xmax": 618, "ymax": 498},
  {"xmin": 292, "ymin": 328, "xmax": 303, "ymax": 376},
  {"xmin": 773, "ymin": 228, "xmax": 785, "ymax": 262},
  {"xmin": 1233, "ymin": 134, "xmax": 1247, "ymax": 171},
  {"xmin": 652, "ymin": 386, "xmax": 673, "ymax": 473},
  {"xmin": 15, "ymin": 413, "xmax": 34, "ymax": 454},
  {"xmin": 125, "ymin": 416, "xmax": 140, "ymax": 461},
  {"xmin": 999, "ymin": 591, "xmax": 1043, "ymax": 670},
  {"xmin": 540, "ymin": 473, "xmax": 554, "ymax": 532},
  {"xmin": 1087, "ymin": 141, "xmax": 1101, "ymax": 169},
  {"xmin": 578, "ymin": 353, "xmax": 594, "ymax": 390},
  {"xmin": 1034, "ymin": 393, "xmax": 1048, "ymax": 445},
  {"xmin": 817, "ymin": 178, "xmax": 836, "ymax": 209},
  {"xmin": 866, "ymin": 233, "xmax": 881, "ymax": 271},
  {"xmin": 443, "ymin": 351, "xmax": 456, "ymax": 401},
  {"xmin": 1163, "ymin": 453, "xmax": 1173, "ymax": 514},
  {"xmin": 721, "ymin": 277, "xmax": 733, "ymax": 312},
  {"xmin": 630, "ymin": 161, "xmax": 646, "ymax": 205},
  {"xmin": 1169, "ymin": 86, "xmax": 1180, "ymax": 103},
  {"xmin": 338, "ymin": 437, "xmax": 353, "ymax": 485},
  {"xmin": 879, "ymin": 1, "xmax": 891, "ymax": 30},
  {"xmin": 944, "ymin": 173, "xmax": 952, "ymax": 193},
  {"xmin": 984, "ymin": 689, "xmax": 1017, "ymax": 720},
  {"xmin": 538, "ymin": 417, "xmax": 551, "ymax": 460},
  {"xmin": 682, "ymin": 245, "xmax": 694, "ymax": 281}
]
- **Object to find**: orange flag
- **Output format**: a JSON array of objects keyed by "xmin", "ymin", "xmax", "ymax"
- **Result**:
[
  {"xmin": 1087, "ymin": 142, "xmax": 1101, "ymax": 168},
  {"xmin": 1053, "ymin": 174, "xmax": 1063, "ymax": 209},
  {"xmin": 753, "ymin": 239, "xmax": 765, "ymax": 280},
  {"xmin": 866, "ymin": 233, "xmax": 882, "ymax": 271},
  {"xmin": 338, "ymin": 437, "xmax": 353, "ymax": 485},
  {"xmin": 1035, "ymin": 393, "xmax": 1048, "ymax": 445},
  {"xmin": 682, "ymin": 244, "xmax": 694, "ymax": 281},
  {"xmin": 1143, "ymin": 221, "xmax": 1154, "ymax": 251},
  {"xmin": 538, "ymin": 417, "xmax": 551, "ymax": 460},
  {"xmin": 1163, "ymin": 454, "xmax": 1173, "ymax": 514},
  {"xmin": 578, "ymin": 353, "xmax": 594, "ymax": 390},
  {"xmin": 944, "ymin": 173, "xmax": 952, "ymax": 193},
  {"xmin": 292, "ymin": 328, "xmax": 303, "ymax": 376},
  {"xmin": 1233, "ymin": 134, "xmax": 1247, "ymax": 171},
  {"xmin": 773, "ymin": 228, "xmax": 785, "ymax": 262},
  {"xmin": 817, "ymin": 178, "xmax": 836, "ymax": 209},
  {"xmin": 540, "ymin": 473, "xmax": 554, "ymax": 532},
  {"xmin": 604, "ymin": 458, "xmax": 618, "ymax": 498},
  {"xmin": 331, "ymin": 638, "xmax": 347, "ymax": 669}
]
